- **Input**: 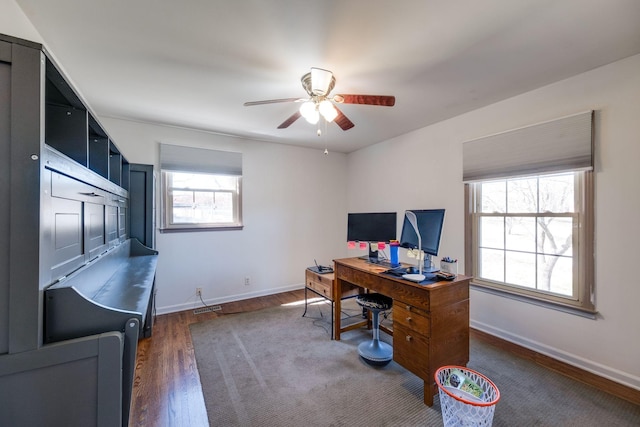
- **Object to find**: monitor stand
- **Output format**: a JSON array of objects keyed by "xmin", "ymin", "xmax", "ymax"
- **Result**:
[
  {"xmin": 402, "ymin": 254, "xmax": 437, "ymax": 282},
  {"xmin": 422, "ymin": 254, "xmax": 438, "ymax": 273},
  {"xmin": 360, "ymin": 248, "xmax": 386, "ymax": 264},
  {"xmin": 367, "ymin": 247, "xmax": 380, "ymax": 264}
]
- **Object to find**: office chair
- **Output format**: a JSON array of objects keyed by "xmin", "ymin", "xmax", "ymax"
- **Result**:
[{"xmin": 355, "ymin": 293, "xmax": 393, "ymax": 366}]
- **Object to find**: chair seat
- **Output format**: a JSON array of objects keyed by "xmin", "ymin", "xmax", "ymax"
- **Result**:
[
  {"xmin": 355, "ymin": 293, "xmax": 393, "ymax": 366},
  {"xmin": 356, "ymin": 293, "xmax": 392, "ymax": 311}
]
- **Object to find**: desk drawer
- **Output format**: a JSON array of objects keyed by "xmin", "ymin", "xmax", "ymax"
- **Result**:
[
  {"xmin": 393, "ymin": 303, "xmax": 430, "ymax": 333},
  {"xmin": 307, "ymin": 278, "xmax": 331, "ymax": 298},
  {"xmin": 306, "ymin": 270, "xmax": 333, "ymax": 299},
  {"xmin": 393, "ymin": 323, "xmax": 430, "ymax": 380}
]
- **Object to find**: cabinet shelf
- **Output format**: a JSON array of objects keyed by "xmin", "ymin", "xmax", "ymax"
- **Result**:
[
  {"xmin": 44, "ymin": 58, "xmax": 128, "ymax": 188},
  {"xmin": 88, "ymin": 114, "xmax": 109, "ymax": 179}
]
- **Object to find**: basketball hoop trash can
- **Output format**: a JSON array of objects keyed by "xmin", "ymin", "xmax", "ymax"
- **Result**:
[{"xmin": 435, "ymin": 366, "xmax": 500, "ymax": 427}]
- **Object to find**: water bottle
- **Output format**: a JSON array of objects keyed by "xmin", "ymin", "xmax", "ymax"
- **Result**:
[{"xmin": 390, "ymin": 241, "xmax": 399, "ymax": 266}]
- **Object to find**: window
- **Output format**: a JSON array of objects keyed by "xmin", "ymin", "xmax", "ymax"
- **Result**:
[
  {"xmin": 467, "ymin": 171, "xmax": 594, "ymax": 313},
  {"xmin": 463, "ymin": 111, "xmax": 595, "ymax": 315},
  {"xmin": 162, "ymin": 171, "xmax": 241, "ymax": 229},
  {"xmin": 160, "ymin": 144, "xmax": 242, "ymax": 231}
]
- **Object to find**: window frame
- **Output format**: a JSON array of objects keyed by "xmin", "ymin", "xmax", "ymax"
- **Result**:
[
  {"xmin": 465, "ymin": 170, "xmax": 595, "ymax": 317},
  {"xmin": 160, "ymin": 169, "xmax": 243, "ymax": 232}
]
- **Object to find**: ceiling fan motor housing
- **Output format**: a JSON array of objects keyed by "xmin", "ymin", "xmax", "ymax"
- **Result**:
[{"xmin": 302, "ymin": 68, "xmax": 336, "ymax": 97}]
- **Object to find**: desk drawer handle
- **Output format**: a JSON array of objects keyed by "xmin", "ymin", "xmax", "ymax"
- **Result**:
[
  {"xmin": 406, "ymin": 317, "xmax": 412, "ymax": 322},
  {"xmin": 406, "ymin": 305, "xmax": 411, "ymax": 311},
  {"xmin": 405, "ymin": 335, "xmax": 412, "ymax": 342}
]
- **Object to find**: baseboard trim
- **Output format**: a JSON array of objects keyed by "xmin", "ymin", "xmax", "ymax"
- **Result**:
[
  {"xmin": 156, "ymin": 284, "xmax": 304, "ymax": 315},
  {"xmin": 471, "ymin": 328, "xmax": 640, "ymax": 406}
]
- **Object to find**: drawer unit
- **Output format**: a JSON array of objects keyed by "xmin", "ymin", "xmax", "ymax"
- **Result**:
[
  {"xmin": 303, "ymin": 267, "xmax": 363, "ymax": 340},
  {"xmin": 393, "ymin": 300, "xmax": 431, "ymax": 381},
  {"xmin": 305, "ymin": 269, "xmax": 334, "ymax": 299}
]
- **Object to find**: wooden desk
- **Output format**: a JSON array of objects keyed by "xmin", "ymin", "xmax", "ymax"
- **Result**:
[
  {"xmin": 302, "ymin": 269, "xmax": 360, "ymax": 339},
  {"xmin": 333, "ymin": 257, "xmax": 470, "ymax": 406}
]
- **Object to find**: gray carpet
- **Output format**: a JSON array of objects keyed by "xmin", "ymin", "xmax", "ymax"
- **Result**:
[{"xmin": 190, "ymin": 301, "xmax": 640, "ymax": 426}]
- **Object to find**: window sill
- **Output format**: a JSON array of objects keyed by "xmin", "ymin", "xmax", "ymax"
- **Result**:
[
  {"xmin": 159, "ymin": 225, "xmax": 243, "ymax": 233},
  {"xmin": 470, "ymin": 282, "xmax": 598, "ymax": 319}
]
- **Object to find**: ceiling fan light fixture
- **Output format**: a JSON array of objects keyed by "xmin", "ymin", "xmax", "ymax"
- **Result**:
[
  {"xmin": 300, "ymin": 101, "xmax": 319, "ymax": 124},
  {"xmin": 310, "ymin": 67, "xmax": 333, "ymax": 96},
  {"xmin": 318, "ymin": 99, "xmax": 338, "ymax": 122},
  {"xmin": 245, "ymin": 67, "xmax": 394, "ymax": 132}
]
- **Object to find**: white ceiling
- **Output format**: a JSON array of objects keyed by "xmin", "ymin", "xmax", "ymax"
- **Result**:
[{"xmin": 15, "ymin": 0, "xmax": 640, "ymax": 153}]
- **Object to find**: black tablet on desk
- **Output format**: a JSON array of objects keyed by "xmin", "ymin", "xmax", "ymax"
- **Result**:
[{"xmin": 308, "ymin": 265, "xmax": 333, "ymax": 274}]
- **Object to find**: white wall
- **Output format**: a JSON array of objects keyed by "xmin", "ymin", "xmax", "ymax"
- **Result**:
[
  {"xmin": 0, "ymin": 0, "xmax": 42, "ymax": 43},
  {"xmin": 101, "ymin": 118, "xmax": 348, "ymax": 313},
  {"xmin": 2, "ymin": 0, "xmax": 349, "ymax": 315},
  {"xmin": 4, "ymin": 0, "xmax": 638, "ymax": 390},
  {"xmin": 346, "ymin": 54, "xmax": 640, "ymax": 390}
]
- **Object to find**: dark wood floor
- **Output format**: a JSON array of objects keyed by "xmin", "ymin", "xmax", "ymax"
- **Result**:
[{"xmin": 128, "ymin": 289, "xmax": 306, "ymax": 427}]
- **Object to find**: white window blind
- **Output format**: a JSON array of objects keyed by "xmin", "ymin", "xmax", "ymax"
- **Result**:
[
  {"xmin": 160, "ymin": 143, "xmax": 242, "ymax": 176},
  {"xmin": 463, "ymin": 111, "xmax": 593, "ymax": 183}
]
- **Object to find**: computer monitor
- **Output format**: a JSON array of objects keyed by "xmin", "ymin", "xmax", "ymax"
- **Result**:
[
  {"xmin": 347, "ymin": 212, "xmax": 397, "ymax": 263},
  {"xmin": 399, "ymin": 209, "xmax": 445, "ymax": 272}
]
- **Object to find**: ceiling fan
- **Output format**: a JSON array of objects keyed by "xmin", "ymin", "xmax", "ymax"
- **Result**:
[{"xmin": 244, "ymin": 67, "xmax": 395, "ymax": 131}]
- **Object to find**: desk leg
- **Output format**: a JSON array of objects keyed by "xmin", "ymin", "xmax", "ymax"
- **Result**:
[
  {"xmin": 424, "ymin": 380, "xmax": 435, "ymax": 406},
  {"xmin": 302, "ymin": 286, "xmax": 309, "ymax": 317},
  {"xmin": 333, "ymin": 278, "xmax": 342, "ymax": 340}
]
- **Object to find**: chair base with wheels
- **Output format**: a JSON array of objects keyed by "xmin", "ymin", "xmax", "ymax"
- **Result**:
[{"xmin": 355, "ymin": 293, "xmax": 393, "ymax": 366}]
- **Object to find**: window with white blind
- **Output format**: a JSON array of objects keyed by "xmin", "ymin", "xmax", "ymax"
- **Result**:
[
  {"xmin": 464, "ymin": 112, "xmax": 595, "ymax": 315},
  {"xmin": 160, "ymin": 144, "xmax": 242, "ymax": 231}
]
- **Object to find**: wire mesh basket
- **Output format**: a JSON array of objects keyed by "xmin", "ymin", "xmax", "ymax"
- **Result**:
[{"xmin": 435, "ymin": 366, "xmax": 500, "ymax": 426}]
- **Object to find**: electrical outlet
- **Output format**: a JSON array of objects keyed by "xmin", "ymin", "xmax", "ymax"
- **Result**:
[
  {"xmin": 244, "ymin": 277, "xmax": 250, "ymax": 286},
  {"xmin": 196, "ymin": 287, "xmax": 202, "ymax": 297}
]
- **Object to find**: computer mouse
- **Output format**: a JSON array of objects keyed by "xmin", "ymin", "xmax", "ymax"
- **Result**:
[{"xmin": 406, "ymin": 266, "xmax": 417, "ymax": 274}]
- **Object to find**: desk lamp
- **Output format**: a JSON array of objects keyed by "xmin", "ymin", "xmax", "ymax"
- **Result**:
[{"xmin": 402, "ymin": 210, "xmax": 426, "ymax": 282}]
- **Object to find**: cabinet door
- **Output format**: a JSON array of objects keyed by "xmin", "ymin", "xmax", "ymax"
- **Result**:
[
  {"xmin": 0, "ymin": 55, "xmax": 10, "ymax": 354},
  {"xmin": 85, "ymin": 202, "xmax": 106, "ymax": 260},
  {"xmin": 105, "ymin": 204, "xmax": 118, "ymax": 247},
  {"xmin": 50, "ymin": 197, "xmax": 85, "ymax": 279},
  {"xmin": 118, "ymin": 206, "xmax": 127, "ymax": 242},
  {"xmin": 129, "ymin": 164, "xmax": 154, "ymax": 247}
]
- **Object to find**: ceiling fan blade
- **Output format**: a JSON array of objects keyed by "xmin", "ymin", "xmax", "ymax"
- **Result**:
[
  {"xmin": 333, "ymin": 106, "xmax": 355, "ymax": 131},
  {"xmin": 334, "ymin": 94, "xmax": 395, "ymax": 107},
  {"xmin": 277, "ymin": 111, "xmax": 302, "ymax": 129},
  {"xmin": 244, "ymin": 98, "xmax": 304, "ymax": 107}
]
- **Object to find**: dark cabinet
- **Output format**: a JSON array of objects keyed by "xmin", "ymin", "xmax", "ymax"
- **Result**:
[{"xmin": 0, "ymin": 33, "xmax": 153, "ymax": 427}]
